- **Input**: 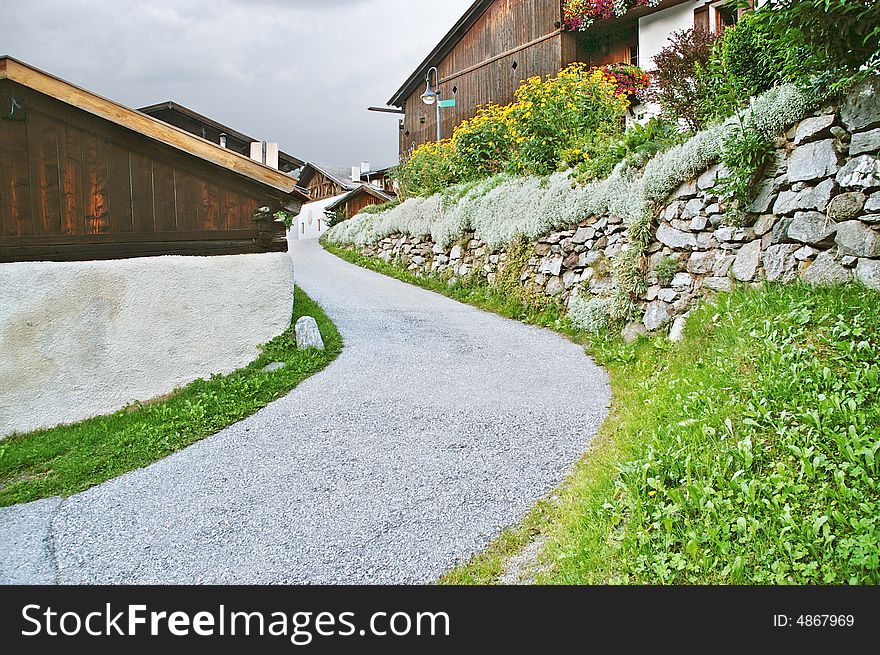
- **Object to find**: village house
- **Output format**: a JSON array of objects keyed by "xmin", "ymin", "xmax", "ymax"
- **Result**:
[
  {"xmin": 0, "ymin": 56, "xmax": 305, "ymax": 435},
  {"xmin": 388, "ymin": 0, "xmax": 748, "ymax": 158},
  {"xmin": 139, "ymin": 100, "xmax": 305, "ymax": 176}
]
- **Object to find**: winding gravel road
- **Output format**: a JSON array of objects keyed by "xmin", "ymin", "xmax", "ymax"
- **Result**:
[{"xmin": 0, "ymin": 240, "xmax": 610, "ymax": 585}]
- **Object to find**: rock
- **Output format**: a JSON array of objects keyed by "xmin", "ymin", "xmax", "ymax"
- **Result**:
[
  {"xmin": 796, "ymin": 179, "xmax": 836, "ymax": 213},
  {"xmin": 715, "ymin": 226, "xmax": 755, "ymax": 243},
  {"xmin": 562, "ymin": 252, "xmax": 580, "ymax": 270},
  {"xmin": 539, "ymin": 255, "xmax": 564, "ymax": 276},
  {"xmin": 827, "ymin": 192, "xmax": 866, "ymax": 222},
  {"xmin": 703, "ymin": 277, "xmax": 733, "ymax": 293},
  {"xmin": 562, "ymin": 271, "xmax": 580, "ymax": 289},
  {"xmin": 788, "ymin": 139, "xmax": 839, "ymax": 183},
  {"xmin": 658, "ymin": 288, "xmax": 678, "ymax": 303},
  {"xmin": 836, "ymin": 155, "xmax": 880, "ymax": 189},
  {"xmin": 657, "ymin": 223, "xmax": 697, "ymax": 249},
  {"xmin": 787, "ymin": 211, "xmax": 838, "ymax": 247},
  {"xmin": 794, "ymin": 114, "xmax": 836, "ymax": 145},
  {"xmin": 841, "ymin": 77, "xmax": 880, "ymax": 132},
  {"xmin": 835, "ymin": 221, "xmax": 880, "ymax": 257},
  {"xmin": 687, "ymin": 251, "xmax": 716, "ymax": 275},
  {"xmin": 622, "ymin": 322, "xmax": 648, "ymax": 344},
  {"xmin": 663, "ymin": 201, "xmax": 684, "ymax": 221},
  {"xmin": 572, "ymin": 227, "xmax": 596, "ymax": 244},
  {"xmin": 803, "ymin": 251, "xmax": 853, "ymax": 286},
  {"xmin": 690, "ymin": 215, "xmax": 709, "ymax": 231},
  {"xmin": 698, "ymin": 164, "xmax": 723, "ymax": 190},
  {"xmin": 411, "ymin": 255, "xmax": 426, "ymax": 266},
  {"xmin": 671, "ymin": 272, "xmax": 693, "ymax": 292},
  {"xmin": 866, "ymin": 192, "xmax": 880, "ymax": 212},
  {"xmin": 772, "ymin": 190, "xmax": 799, "ymax": 216},
  {"xmin": 794, "ymin": 246, "xmax": 817, "ymax": 261},
  {"xmin": 545, "ymin": 276, "xmax": 564, "ymax": 296},
  {"xmin": 753, "ymin": 214, "xmax": 777, "ymax": 237},
  {"xmin": 747, "ymin": 178, "xmax": 777, "ymax": 213},
  {"xmin": 668, "ymin": 313, "xmax": 690, "ymax": 343},
  {"xmin": 713, "ymin": 255, "xmax": 735, "ymax": 277},
  {"xmin": 295, "ymin": 316, "xmax": 325, "ymax": 351},
  {"xmin": 682, "ymin": 198, "xmax": 705, "ymax": 218},
  {"xmin": 771, "ymin": 217, "xmax": 794, "ymax": 243},
  {"xmin": 763, "ymin": 244, "xmax": 800, "ymax": 282},
  {"xmin": 671, "ymin": 179, "xmax": 698, "ymax": 199},
  {"xmin": 261, "ymin": 362, "xmax": 286, "ymax": 373},
  {"xmin": 450, "ymin": 245, "xmax": 463, "ymax": 260},
  {"xmin": 862, "ymin": 214, "xmax": 880, "ymax": 224},
  {"xmin": 643, "ymin": 301, "xmax": 672, "ymax": 332},
  {"xmin": 590, "ymin": 277, "xmax": 616, "ymax": 294},
  {"xmin": 856, "ymin": 259, "xmax": 880, "ymax": 291},
  {"xmin": 850, "ymin": 128, "xmax": 880, "ymax": 156},
  {"xmin": 733, "ymin": 240, "xmax": 762, "ymax": 282},
  {"xmin": 841, "ymin": 256, "xmax": 858, "ymax": 268},
  {"xmin": 696, "ymin": 232, "xmax": 719, "ymax": 250}
]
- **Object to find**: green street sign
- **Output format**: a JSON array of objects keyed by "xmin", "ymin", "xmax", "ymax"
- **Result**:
[{"xmin": 438, "ymin": 99, "xmax": 457, "ymax": 108}]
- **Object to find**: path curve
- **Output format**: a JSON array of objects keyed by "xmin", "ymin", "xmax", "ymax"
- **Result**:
[{"xmin": 0, "ymin": 240, "xmax": 610, "ymax": 584}]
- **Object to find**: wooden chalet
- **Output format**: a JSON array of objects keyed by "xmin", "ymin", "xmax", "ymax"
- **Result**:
[
  {"xmin": 295, "ymin": 162, "xmax": 360, "ymax": 202},
  {"xmin": 0, "ymin": 56, "xmax": 307, "ymax": 263},
  {"xmin": 138, "ymin": 101, "xmax": 305, "ymax": 175},
  {"xmin": 388, "ymin": 0, "xmax": 744, "ymax": 158},
  {"xmin": 324, "ymin": 184, "xmax": 395, "ymax": 222}
]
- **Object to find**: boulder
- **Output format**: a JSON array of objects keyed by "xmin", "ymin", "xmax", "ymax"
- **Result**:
[
  {"xmin": 763, "ymin": 244, "xmax": 800, "ymax": 282},
  {"xmin": 715, "ymin": 226, "xmax": 755, "ymax": 243},
  {"xmin": 658, "ymin": 288, "xmax": 678, "ymax": 303},
  {"xmin": 794, "ymin": 114, "xmax": 836, "ymax": 145},
  {"xmin": 732, "ymin": 240, "xmax": 762, "ymax": 282},
  {"xmin": 703, "ymin": 277, "xmax": 733, "ymax": 293},
  {"xmin": 866, "ymin": 192, "xmax": 880, "ymax": 213},
  {"xmin": 841, "ymin": 77, "xmax": 880, "ymax": 132},
  {"xmin": 787, "ymin": 211, "xmax": 838, "ymax": 247},
  {"xmin": 622, "ymin": 322, "xmax": 648, "ymax": 344},
  {"xmin": 295, "ymin": 316, "xmax": 325, "ymax": 351},
  {"xmin": 856, "ymin": 259, "xmax": 880, "ymax": 291},
  {"xmin": 544, "ymin": 276, "xmax": 564, "ymax": 296},
  {"xmin": 671, "ymin": 179, "xmax": 698, "ymax": 199},
  {"xmin": 668, "ymin": 312, "xmax": 690, "ymax": 343},
  {"xmin": 802, "ymin": 251, "xmax": 853, "ymax": 286},
  {"xmin": 746, "ymin": 178, "xmax": 778, "ymax": 213},
  {"xmin": 753, "ymin": 214, "xmax": 777, "ymax": 237},
  {"xmin": 671, "ymin": 272, "xmax": 693, "ymax": 292},
  {"xmin": 836, "ymin": 155, "xmax": 880, "ymax": 189},
  {"xmin": 539, "ymin": 254, "xmax": 564, "ymax": 276},
  {"xmin": 787, "ymin": 139, "xmax": 839, "ymax": 183},
  {"xmin": 850, "ymin": 128, "xmax": 880, "ymax": 157},
  {"xmin": 827, "ymin": 192, "xmax": 866, "ymax": 222},
  {"xmin": 835, "ymin": 221, "xmax": 880, "ymax": 258},
  {"xmin": 698, "ymin": 164, "xmax": 723, "ymax": 190},
  {"xmin": 643, "ymin": 301, "xmax": 672, "ymax": 332},
  {"xmin": 687, "ymin": 251, "xmax": 717, "ymax": 275},
  {"xmin": 657, "ymin": 223, "xmax": 697, "ymax": 249},
  {"xmin": 572, "ymin": 227, "xmax": 596, "ymax": 244}
]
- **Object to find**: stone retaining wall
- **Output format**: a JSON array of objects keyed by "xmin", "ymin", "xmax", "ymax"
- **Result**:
[{"xmin": 358, "ymin": 82, "xmax": 880, "ymax": 337}]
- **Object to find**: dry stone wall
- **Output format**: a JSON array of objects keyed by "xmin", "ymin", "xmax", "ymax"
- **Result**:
[{"xmin": 357, "ymin": 83, "xmax": 880, "ymax": 337}]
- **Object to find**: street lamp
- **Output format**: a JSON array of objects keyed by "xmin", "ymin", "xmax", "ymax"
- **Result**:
[{"xmin": 420, "ymin": 66, "xmax": 442, "ymax": 143}]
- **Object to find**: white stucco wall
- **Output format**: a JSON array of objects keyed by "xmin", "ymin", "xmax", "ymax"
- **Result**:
[
  {"xmin": 638, "ymin": 1, "xmax": 698, "ymax": 70},
  {"xmin": 0, "ymin": 252, "xmax": 294, "ymax": 438},
  {"xmin": 289, "ymin": 194, "xmax": 348, "ymax": 241}
]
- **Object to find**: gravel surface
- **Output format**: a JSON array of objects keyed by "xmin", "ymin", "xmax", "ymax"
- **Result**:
[{"xmin": 0, "ymin": 239, "xmax": 610, "ymax": 584}]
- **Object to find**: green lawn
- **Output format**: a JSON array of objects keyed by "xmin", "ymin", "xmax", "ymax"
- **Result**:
[
  {"xmin": 0, "ymin": 287, "xmax": 342, "ymax": 508},
  {"xmin": 327, "ymin": 242, "xmax": 880, "ymax": 585}
]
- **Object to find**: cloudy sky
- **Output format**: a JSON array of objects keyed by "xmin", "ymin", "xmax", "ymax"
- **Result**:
[{"xmin": 1, "ymin": 0, "xmax": 473, "ymax": 168}]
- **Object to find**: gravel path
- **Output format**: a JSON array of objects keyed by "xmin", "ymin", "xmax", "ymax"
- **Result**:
[{"xmin": 0, "ymin": 239, "xmax": 610, "ymax": 584}]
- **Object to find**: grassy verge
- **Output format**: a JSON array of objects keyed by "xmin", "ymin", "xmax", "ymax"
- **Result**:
[
  {"xmin": 327, "ymin": 242, "xmax": 880, "ymax": 585},
  {"xmin": 0, "ymin": 287, "xmax": 342, "ymax": 508}
]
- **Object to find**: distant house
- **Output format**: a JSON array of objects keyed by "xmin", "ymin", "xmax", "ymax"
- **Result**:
[
  {"xmin": 290, "ymin": 162, "xmax": 397, "ymax": 240},
  {"xmin": 0, "ymin": 56, "xmax": 307, "ymax": 262},
  {"xmin": 139, "ymin": 100, "xmax": 305, "ymax": 175},
  {"xmin": 324, "ymin": 184, "xmax": 395, "ymax": 223},
  {"xmin": 387, "ymin": 0, "xmax": 746, "ymax": 159}
]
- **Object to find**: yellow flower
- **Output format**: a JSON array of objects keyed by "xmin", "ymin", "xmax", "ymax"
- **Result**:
[{"xmin": 648, "ymin": 491, "xmax": 657, "ymax": 497}]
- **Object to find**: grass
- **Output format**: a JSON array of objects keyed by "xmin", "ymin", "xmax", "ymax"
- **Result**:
[
  {"xmin": 0, "ymin": 287, "xmax": 342, "ymax": 508},
  {"xmin": 327, "ymin": 242, "xmax": 880, "ymax": 585}
]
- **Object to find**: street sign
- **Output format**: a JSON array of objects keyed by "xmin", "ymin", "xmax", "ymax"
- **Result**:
[{"xmin": 438, "ymin": 99, "xmax": 457, "ymax": 108}]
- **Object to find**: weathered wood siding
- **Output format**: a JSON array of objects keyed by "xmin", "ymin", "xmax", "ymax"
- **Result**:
[
  {"xmin": 0, "ymin": 80, "xmax": 291, "ymax": 262},
  {"xmin": 400, "ymin": 0, "xmax": 567, "ymax": 156}
]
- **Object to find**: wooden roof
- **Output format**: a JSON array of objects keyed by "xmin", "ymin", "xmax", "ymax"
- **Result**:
[
  {"xmin": 324, "ymin": 184, "xmax": 395, "ymax": 212},
  {"xmin": 0, "ymin": 56, "xmax": 305, "ymax": 198},
  {"xmin": 138, "ymin": 100, "xmax": 305, "ymax": 170}
]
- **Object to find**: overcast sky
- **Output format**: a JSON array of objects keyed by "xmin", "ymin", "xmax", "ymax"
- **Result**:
[{"xmin": 1, "ymin": 0, "xmax": 473, "ymax": 168}]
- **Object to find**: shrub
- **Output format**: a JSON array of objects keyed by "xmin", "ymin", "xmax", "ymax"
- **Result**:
[
  {"xmin": 563, "ymin": 0, "xmax": 662, "ymax": 31},
  {"xmin": 649, "ymin": 27, "xmax": 720, "ymax": 131},
  {"xmin": 751, "ymin": 0, "xmax": 880, "ymax": 90},
  {"xmin": 396, "ymin": 140, "xmax": 460, "ymax": 199}
]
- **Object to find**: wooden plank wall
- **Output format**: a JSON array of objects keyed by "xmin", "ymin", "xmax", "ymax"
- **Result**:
[
  {"xmin": 0, "ymin": 80, "xmax": 288, "ymax": 262},
  {"xmin": 400, "ymin": 0, "xmax": 564, "ymax": 155}
]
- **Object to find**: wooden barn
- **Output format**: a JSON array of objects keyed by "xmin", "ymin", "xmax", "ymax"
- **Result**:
[
  {"xmin": 295, "ymin": 162, "xmax": 361, "ymax": 202},
  {"xmin": 138, "ymin": 100, "xmax": 305, "ymax": 175},
  {"xmin": 388, "ymin": 0, "xmax": 743, "ymax": 158},
  {"xmin": 0, "ymin": 56, "xmax": 306, "ymax": 263},
  {"xmin": 324, "ymin": 184, "xmax": 395, "ymax": 223}
]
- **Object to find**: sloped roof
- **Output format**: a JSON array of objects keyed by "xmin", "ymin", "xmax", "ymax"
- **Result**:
[
  {"xmin": 138, "ymin": 100, "xmax": 305, "ymax": 169},
  {"xmin": 324, "ymin": 184, "xmax": 395, "ymax": 212},
  {"xmin": 0, "ymin": 56, "xmax": 305, "ymax": 197},
  {"xmin": 297, "ymin": 162, "xmax": 362, "ymax": 192}
]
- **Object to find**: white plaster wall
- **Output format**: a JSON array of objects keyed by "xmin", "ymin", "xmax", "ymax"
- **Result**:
[
  {"xmin": 638, "ymin": 1, "xmax": 699, "ymax": 70},
  {"xmin": 289, "ymin": 194, "xmax": 348, "ymax": 241},
  {"xmin": 0, "ymin": 252, "xmax": 294, "ymax": 438}
]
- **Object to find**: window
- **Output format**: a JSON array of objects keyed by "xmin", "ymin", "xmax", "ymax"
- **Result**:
[
  {"xmin": 695, "ymin": 5, "xmax": 710, "ymax": 32},
  {"xmin": 630, "ymin": 45, "xmax": 639, "ymax": 67}
]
